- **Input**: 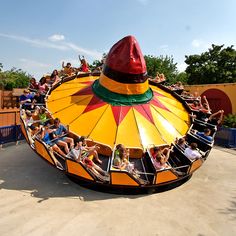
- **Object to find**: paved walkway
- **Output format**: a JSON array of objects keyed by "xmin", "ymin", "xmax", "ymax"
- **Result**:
[{"xmin": 0, "ymin": 143, "xmax": 235, "ymax": 236}]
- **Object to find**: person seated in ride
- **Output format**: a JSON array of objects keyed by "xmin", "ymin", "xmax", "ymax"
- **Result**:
[
  {"xmin": 39, "ymin": 124, "xmax": 66, "ymax": 168},
  {"xmin": 184, "ymin": 142, "xmax": 201, "ymax": 160},
  {"xmin": 38, "ymin": 76, "xmax": 49, "ymax": 95},
  {"xmin": 20, "ymin": 89, "xmax": 35, "ymax": 110},
  {"xmin": 194, "ymin": 128, "xmax": 213, "ymax": 142},
  {"xmin": 175, "ymin": 137, "xmax": 187, "ymax": 150},
  {"xmin": 29, "ymin": 77, "xmax": 39, "ymax": 92},
  {"xmin": 180, "ymin": 90, "xmax": 195, "ymax": 100},
  {"xmin": 113, "ymin": 144, "xmax": 139, "ymax": 174},
  {"xmin": 62, "ymin": 61, "xmax": 74, "ymax": 75},
  {"xmin": 23, "ymin": 110, "xmax": 39, "ymax": 135},
  {"xmin": 207, "ymin": 110, "xmax": 224, "ymax": 126},
  {"xmin": 67, "ymin": 138, "xmax": 109, "ymax": 177},
  {"xmin": 31, "ymin": 89, "xmax": 44, "ymax": 105},
  {"xmin": 189, "ymin": 100, "xmax": 202, "ymax": 111},
  {"xmin": 35, "ymin": 106, "xmax": 50, "ymax": 126},
  {"xmin": 171, "ymin": 81, "xmax": 184, "ymax": 91},
  {"xmin": 50, "ymin": 69, "xmax": 61, "ymax": 86},
  {"xmin": 51, "ymin": 118, "xmax": 74, "ymax": 154},
  {"xmin": 78, "ymin": 136, "xmax": 102, "ymax": 164},
  {"xmin": 194, "ymin": 96, "xmax": 212, "ymax": 121},
  {"xmin": 151, "ymin": 146, "xmax": 172, "ymax": 170},
  {"xmin": 159, "ymin": 73, "xmax": 166, "ymax": 83},
  {"xmin": 151, "ymin": 72, "xmax": 161, "ymax": 83},
  {"xmin": 78, "ymin": 55, "xmax": 90, "ymax": 72},
  {"xmin": 113, "ymin": 144, "xmax": 128, "ymax": 169}
]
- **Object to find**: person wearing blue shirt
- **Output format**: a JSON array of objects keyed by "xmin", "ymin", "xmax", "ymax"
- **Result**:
[
  {"xmin": 20, "ymin": 89, "xmax": 35, "ymax": 110},
  {"xmin": 196, "ymin": 128, "xmax": 213, "ymax": 142},
  {"xmin": 52, "ymin": 118, "xmax": 74, "ymax": 154}
]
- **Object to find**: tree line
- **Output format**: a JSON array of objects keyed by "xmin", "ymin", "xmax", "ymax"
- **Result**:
[{"xmin": 0, "ymin": 44, "xmax": 235, "ymax": 90}]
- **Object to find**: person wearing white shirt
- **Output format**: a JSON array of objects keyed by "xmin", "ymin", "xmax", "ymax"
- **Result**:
[{"xmin": 184, "ymin": 143, "xmax": 202, "ymax": 160}]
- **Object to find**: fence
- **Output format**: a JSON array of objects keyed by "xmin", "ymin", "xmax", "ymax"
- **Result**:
[{"xmin": 0, "ymin": 109, "xmax": 24, "ymax": 146}]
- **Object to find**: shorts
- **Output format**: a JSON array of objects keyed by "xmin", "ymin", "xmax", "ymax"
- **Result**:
[
  {"xmin": 55, "ymin": 136, "xmax": 67, "ymax": 143},
  {"xmin": 28, "ymin": 124, "xmax": 36, "ymax": 130},
  {"xmin": 45, "ymin": 140, "xmax": 56, "ymax": 147},
  {"xmin": 84, "ymin": 157, "xmax": 93, "ymax": 167}
]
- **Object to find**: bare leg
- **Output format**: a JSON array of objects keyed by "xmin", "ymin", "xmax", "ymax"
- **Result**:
[
  {"xmin": 56, "ymin": 140, "xmax": 69, "ymax": 154},
  {"xmin": 89, "ymin": 150, "xmax": 102, "ymax": 164},
  {"xmin": 52, "ymin": 144, "xmax": 66, "ymax": 157},
  {"xmin": 92, "ymin": 163, "xmax": 107, "ymax": 176},
  {"xmin": 64, "ymin": 137, "xmax": 74, "ymax": 149}
]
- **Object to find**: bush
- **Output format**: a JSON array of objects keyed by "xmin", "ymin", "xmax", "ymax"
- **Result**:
[
  {"xmin": 0, "ymin": 65, "xmax": 31, "ymax": 90},
  {"xmin": 222, "ymin": 114, "xmax": 236, "ymax": 128}
]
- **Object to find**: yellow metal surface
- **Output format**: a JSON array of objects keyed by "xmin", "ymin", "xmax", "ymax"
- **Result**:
[
  {"xmin": 69, "ymin": 104, "xmax": 109, "ymax": 136},
  {"xmin": 99, "ymin": 73, "xmax": 149, "ymax": 94},
  {"xmin": 49, "ymin": 96, "xmax": 93, "ymax": 125},
  {"xmin": 115, "ymin": 108, "xmax": 142, "ymax": 148},
  {"xmin": 89, "ymin": 106, "xmax": 117, "ymax": 147},
  {"xmin": 151, "ymin": 86, "xmax": 174, "ymax": 99},
  {"xmin": 133, "ymin": 109, "xmax": 166, "ymax": 146},
  {"xmin": 34, "ymin": 140, "xmax": 55, "ymax": 165},
  {"xmin": 154, "ymin": 107, "xmax": 189, "ymax": 136},
  {"xmin": 157, "ymin": 99, "xmax": 189, "ymax": 122},
  {"xmin": 152, "ymin": 109, "xmax": 181, "ymax": 143},
  {"xmin": 111, "ymin": 172, "xmax": 139, "ymax": 186},
  {"xmin": 155, "ymin": 169, "xmax": 178, "ymax": 184},
  {"xmin": 47, "ymin": 75, "xmax": 190, "ymax": 149},
  {"xmin": 66, "ymin": 159, "xmax": 94, "ymax": 180}
]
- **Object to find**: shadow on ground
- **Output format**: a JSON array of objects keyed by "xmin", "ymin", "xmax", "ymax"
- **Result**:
[{"xmin": 0, "ymin": 143, "xmax": 153, "ymax": 202}]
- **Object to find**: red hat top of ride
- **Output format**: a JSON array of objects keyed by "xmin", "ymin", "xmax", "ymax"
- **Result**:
[{"xmin": 105, "ymin": 35, "xmax": 146, "ymax": 75}]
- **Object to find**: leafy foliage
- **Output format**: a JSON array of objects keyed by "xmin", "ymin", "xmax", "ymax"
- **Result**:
[
  {"xmin": 222, "ymin": 114, "xmax": 236, "ymax": 128},
  {"xmin": 0, "ymin": 65, "xmax": 31, "ymax": 90},
  {"xmin": 144, "ymin": 55, "xmax": 178, "ymax": 84},
  {"xmin": 185, "ymin": 44, "xmax": 236, "ymax": 84},
  {"xmin": 175, "ymin": 72, "xmax": 188, "ymax": 84}
]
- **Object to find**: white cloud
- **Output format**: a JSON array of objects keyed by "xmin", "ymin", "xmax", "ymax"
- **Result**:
[
  {"xmin": 0, "ymin": 33, "xmax": 68, "ymax": 50},
  {"xmin": 19, "ymin": 58, "xmax": 50, "ymax": 69},
  {"xmin": 191, "ymin": 39, "xmax": 211, "ymax": 49},
  {"xmin": 0, "ymin": 33, "xmax": 103, "ymax": 60},
  {"xmin": 191, "ymin": 39, "xmax": 202, "ymax": 48},
  {"xmin": 48, "ymin": 34, "xmax": 65, "ymax": 42},
  {"xmin": 18, "ymin": 58, "xmax": 53, "ymax": 78},
  {"xmin": 177, "ymin": 62, "xmax": 187, "ymax": 72},
  {"xmin": 64, "ymin": 42, "xmax": 103, "ymax": 60}
]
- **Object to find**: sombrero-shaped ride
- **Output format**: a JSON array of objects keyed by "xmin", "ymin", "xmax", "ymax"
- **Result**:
[{"xmin": 20, "ymin": 36, "xmax": 214, "ymax": 194}]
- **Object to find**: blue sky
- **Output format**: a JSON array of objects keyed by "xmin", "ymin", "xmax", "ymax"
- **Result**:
[{"xmin": 0, "ymin": 0, "xmax": 235, "ymax": 79}]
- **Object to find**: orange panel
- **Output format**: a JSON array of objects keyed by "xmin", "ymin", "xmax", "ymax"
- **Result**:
[
  {"xmin": 155, "ymin": 169, "xmax": 177, "ymax": 184},
  {"xmin": 111, "ymin": 172, "xmax": 139, "ymax": 186},
  {"xmin": 189, "ymin": 159, "xmax": 203, "ymax": 173},
  {"xmin": 66, "ymin": 159, "xmax": 94, "ymax": 181},
  {"xmin": 34, "ymin": 139, "xmax": 55, "ymax": 165}
]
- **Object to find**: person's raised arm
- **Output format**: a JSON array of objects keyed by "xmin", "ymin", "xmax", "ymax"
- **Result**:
[{"xmin": 217, "ymin": 110, "xmax": 224, "ymax": 125}]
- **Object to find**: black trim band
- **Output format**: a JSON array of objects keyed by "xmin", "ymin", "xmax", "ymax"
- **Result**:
[{"xmin": 103, "ymin": 65, "xmax": 148, "ymax": 84}]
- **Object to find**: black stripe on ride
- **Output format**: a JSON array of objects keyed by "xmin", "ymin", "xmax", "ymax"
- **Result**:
[{"xmin": 103, "ymin": 65, "xmax": 148, "ymax": 84}]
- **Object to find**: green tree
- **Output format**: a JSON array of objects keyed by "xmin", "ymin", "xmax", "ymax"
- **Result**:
[
  {"xmin": 185, "ymin": 44, "xmax": 236, "ymax": 84},
  {"xmin": 144, "ymin": 55, "xmax": 178, "ymax": 84},
  {"xmin": 0, "ymin": 64, "xmax": 31, "ymax": 90},
  {"xmin": 175, "ymin": 72, "xmax": 188, "ymax": 84}
]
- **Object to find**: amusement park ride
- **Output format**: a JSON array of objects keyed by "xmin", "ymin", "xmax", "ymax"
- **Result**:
[{"xmin": 20, "ymin": 36, "xmax": 216, "ymax": 194}]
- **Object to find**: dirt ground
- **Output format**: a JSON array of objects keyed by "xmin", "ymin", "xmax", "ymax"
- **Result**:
[{"xmin": 0, "ymin": 143, "xmax": 235, "ymax": 236}]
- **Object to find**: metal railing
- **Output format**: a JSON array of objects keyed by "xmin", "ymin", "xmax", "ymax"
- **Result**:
[{"xmin": 0, "ymin": 110, "xmax": 24, "ymax": 146}]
